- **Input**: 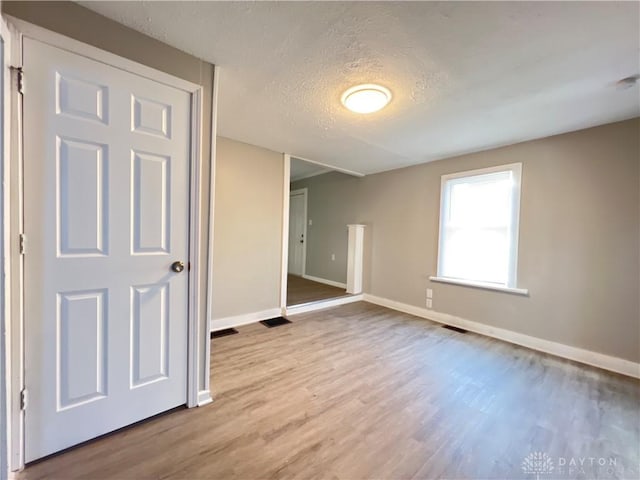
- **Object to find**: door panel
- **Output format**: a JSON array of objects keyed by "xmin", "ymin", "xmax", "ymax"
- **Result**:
[
  {"xmin": 23, "ymin": 38, "xmax": 191, "ymax": 462},
  {"xmin": 57, "ymin": 289, "xmax": 108, "ymax": 410},
  {"xmin": 132, "ymin": 95, "xmax": 171, "ymax": 138},
  {"xmin": 58, "ymin": 137, "xmax": 108, "ymax": 256},
  {"xmin": 131, "ymin": 283, "xmax": 170, "ymax": 387},
  {"xmin": 132, "ymin": 151, "xmax": 171, "ymax": 254},
  {"xmin": 57, "ymin": 73, "xmax": 108, "ymax": 124}
]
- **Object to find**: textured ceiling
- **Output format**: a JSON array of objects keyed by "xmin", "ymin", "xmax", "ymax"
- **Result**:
[
  {"xmin": 79, "ymin": 1, "xmax": 640, "ymax": 175},
  {"xmin": 290, "ymin": 157, "xmax": 331, "ymax": 182}
]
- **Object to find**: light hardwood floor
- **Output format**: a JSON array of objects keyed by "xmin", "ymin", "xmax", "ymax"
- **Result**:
[
  {"xmin": 287, "ymin": 274, "xmax": 347, "ymax": 306},
  {"xmin": 20, "ymin": 302, "xmax": 640, "ymax": 479}
]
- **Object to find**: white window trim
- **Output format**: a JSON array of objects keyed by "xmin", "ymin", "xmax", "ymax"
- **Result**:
[
  {"xmin": 434, "ymin": 162, "xmax": 526, "ymax": 294},
  {"xmin": 428, "ymin": 276, "xmax": 528, "ymax": 296}
]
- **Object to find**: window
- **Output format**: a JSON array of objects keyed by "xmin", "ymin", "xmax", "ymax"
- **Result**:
[{"xmin": 431, "ymin": 163, "xmax": 527, "ymax": 294}]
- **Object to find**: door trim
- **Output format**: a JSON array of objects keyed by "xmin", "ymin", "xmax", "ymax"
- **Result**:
[
  {"xmin": 0, "ymin": 15, "xmax": 12, "ymax": 480},
  {"xmin": 279, "ymin": 154, "xmax": 291, "ymax": 313},
  {"xmin": 4, "ymin": 17, "xmax": 212, "ymax": 471},
  {"xmin": 289, "ymin": 188, "xmax": 308, "ymax": 277},
  {"xmin": 201, "ymin": 65, "xmax": 219, "ymax": 407},
  {"xmin": 5, "ymin": 16, "xmax": 201, "ymax": 92}
]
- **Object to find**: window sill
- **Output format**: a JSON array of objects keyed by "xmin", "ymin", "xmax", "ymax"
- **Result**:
[{"xmin": 428, "ymin": 276, "xmax": 529, "ymax": 296}]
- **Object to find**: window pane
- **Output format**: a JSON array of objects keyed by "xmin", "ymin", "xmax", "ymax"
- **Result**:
[
  {"xmin": 441, "ymin": 227, "xmax": 509, "ymax": 284},
  {"xmin": 448, "ymin": 172, "xmax": 511, "ymax": 228},
  {"xmin": 440, "ymin": 169, "xmax": 516, "ymax": 286}
]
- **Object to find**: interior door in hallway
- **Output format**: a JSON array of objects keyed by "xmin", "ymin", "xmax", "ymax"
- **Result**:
[
  {"xmin": 288, "ymin": 190, "xmax": 307, "ymax": 276},
  {"xmin": 22, "ymin": 37, "xmax": 191, "ymax": 461}
]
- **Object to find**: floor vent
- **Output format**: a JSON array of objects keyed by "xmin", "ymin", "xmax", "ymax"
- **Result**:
[
  {"xmin": 260, "ymin": 317, "xmax": 292, "ymax": 328},
  {"xmin": 211, "ymin": 328, "xmax": 239, "ymax": 338},
  {"xmin": 442, "ymin": 325, "xmax": 468, "ymax": 334}
]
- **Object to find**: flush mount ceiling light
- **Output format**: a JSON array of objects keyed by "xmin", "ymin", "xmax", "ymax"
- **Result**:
[{"xmin": 341, "ymin": 84, "xmax": 392, "ymax": 114}]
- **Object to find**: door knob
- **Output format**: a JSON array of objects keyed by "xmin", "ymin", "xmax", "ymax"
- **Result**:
[{"xmin": 171, "ymin": 261, "xmax": 185, "ymax": 273}]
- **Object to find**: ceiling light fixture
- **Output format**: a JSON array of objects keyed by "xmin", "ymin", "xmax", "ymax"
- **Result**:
[{"xmin": 341, "ymin": 84, "xmax": 392, "ymax": 114}]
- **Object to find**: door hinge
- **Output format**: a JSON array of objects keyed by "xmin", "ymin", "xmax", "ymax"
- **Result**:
[
  {"xmin": 19, "ymin": 233, "xmax": 26, "ymax": 255},
  {"xmin": 20, "ymin": 389, "xmax": 28, "ymax": 411},
  {"xmin": 10, "ymin": 66, "xmax": 24, "ymax": 95}
]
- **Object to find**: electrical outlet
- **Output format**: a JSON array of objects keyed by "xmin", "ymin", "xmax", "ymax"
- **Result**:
[
  {"xmin": 426, "ymin": 288, "xmax": 433, "ymax": 299},
  {"xmin": 308, "ymin": 219, "xmax": 313, "ymax": 226},
  {"xmin": 331, "ymin": 253, "xmax": 336, "ymax": 261},
  {"xmin": 426, "ymin": 298, "xmax": 433, "ymax": 309}
]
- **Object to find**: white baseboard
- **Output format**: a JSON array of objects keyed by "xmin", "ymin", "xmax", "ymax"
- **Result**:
[
  {"xmin": 210, "ymin": 307, "xmax": 282, "ymax": 332},
  {"xmin": 363, "ymin": 294, "xmax": 640, "ymax": 379},
  {"xmin": 286, "ymin": 294, "xmax": 363, "ymax": 316},
  {"xmin": 302, "ymin": 274, "xmax": 347, "ymax": 289},
  {"xmin": 197, "ymin": 390, "xmax": 213, "ymax": 407}
]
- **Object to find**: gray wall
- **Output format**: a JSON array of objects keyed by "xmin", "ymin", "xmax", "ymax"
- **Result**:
[
  {"xmin": 2, "ymin": 0, "xmax": 216, "ymax": 392},
  {"xmin": 357, "ymin": 118, "xmax": 640, "ymax": 363},
  {"xmin": 291, "ymin": 171, "xmax": 360, "ymax": 284},
  {"xmin": 212, "ymin": 137, "xmax": 284, "ymax": 321},
  {"xmin": 213, "ymin": 119, "xmax": 640, "ymax": 365}
]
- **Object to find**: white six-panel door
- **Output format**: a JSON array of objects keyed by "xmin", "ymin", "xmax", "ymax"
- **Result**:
[{"xmin": 23, "ymin": 38, "xmax": 191, "ymax": 461}]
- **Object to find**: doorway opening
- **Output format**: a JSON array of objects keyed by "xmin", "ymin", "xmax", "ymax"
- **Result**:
[{"xmin": 285, "ymin": 157, "xmax": 361, "ymax": 307}]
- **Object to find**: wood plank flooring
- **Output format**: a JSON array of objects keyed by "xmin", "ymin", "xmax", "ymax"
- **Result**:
[
  {"xmin": 20, "ymin": 302, "xmax": 640, "ymax": 479},
  {"xmin": 287, "ymin": 274, "xmax": 346, "ymax": 306}
]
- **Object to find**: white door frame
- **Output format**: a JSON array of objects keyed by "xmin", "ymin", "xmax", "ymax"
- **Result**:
[
  {"xmin": 279, "ymin": 154, "xmax": 291, "ymax": 313},
  {"xmin": 1, "ymin": 14, "xmax": 12, "ymax": 480},
  {"xmin": 288, "ymin": 188, "xmax": 308, "ymax": 278},
  {"xmin": 3, "ymin": 17, "xmax": 212, "ymax": 471}
]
